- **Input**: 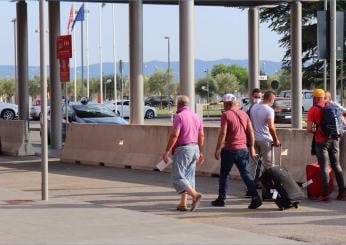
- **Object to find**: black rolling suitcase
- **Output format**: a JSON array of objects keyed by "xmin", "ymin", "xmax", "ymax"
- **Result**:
[{"xmin": 258, "ymin": 145, "xmax": 305, "ymax": 210}]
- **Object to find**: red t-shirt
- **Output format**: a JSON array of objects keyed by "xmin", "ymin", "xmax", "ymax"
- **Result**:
[
  {"xmin": 307, "ymin": 101, "xmax": 329, "ymax": 143},
  {"xmin": 221, "ymin": 109, "xmax": 249, "ymax": 150}
]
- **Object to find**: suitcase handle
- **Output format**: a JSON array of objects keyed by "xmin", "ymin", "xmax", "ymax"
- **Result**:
[{"xmin": 271, "ymin": 144, "xmax": 282, "ymax": 166}]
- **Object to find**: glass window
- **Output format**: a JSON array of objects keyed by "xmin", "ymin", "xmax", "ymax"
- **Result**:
[
  {"xmin": 305, "ymin": 92, "xmax": 313, "ymax": 99},
  {"xmin": 72, "ymin": 104, "xmax": 116, "ymax": 118}
]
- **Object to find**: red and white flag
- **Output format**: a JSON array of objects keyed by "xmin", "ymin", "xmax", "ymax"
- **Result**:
[{"xmin": 67, "ymin": 4, "xmax": 74, "ymax": 34}]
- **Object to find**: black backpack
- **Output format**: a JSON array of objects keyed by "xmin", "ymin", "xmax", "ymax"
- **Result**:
[{"xmin": 316, "ymin": 104, "xmax": 344, "ymax": 139}]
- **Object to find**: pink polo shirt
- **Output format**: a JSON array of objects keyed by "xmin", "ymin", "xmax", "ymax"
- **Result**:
[{"xmin": 173, "ymin": 106, "xmax": 203, "ymax": 146}]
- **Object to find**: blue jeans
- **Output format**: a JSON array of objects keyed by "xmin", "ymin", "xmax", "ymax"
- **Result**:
[
  {"xmin": 315, "ymin": 140, "xmax": 345, "ymax": 195},
  {"xmin": 218, "ymin": 148, "xmax": 258, "ymax": 198}
]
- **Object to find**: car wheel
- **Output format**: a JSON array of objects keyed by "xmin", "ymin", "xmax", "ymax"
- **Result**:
[
  {"xmin": 145, "ymin": 109, "xmax": 155, "ymax": 119},
  {"xmin": 1, "ymin": 109, "xmax": 15, "ymax": 120}
]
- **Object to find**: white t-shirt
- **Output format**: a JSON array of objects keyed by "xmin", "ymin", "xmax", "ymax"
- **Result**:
[{"xmin": 250, "ymin": 103, "xmax": 275, "ymax": 142}]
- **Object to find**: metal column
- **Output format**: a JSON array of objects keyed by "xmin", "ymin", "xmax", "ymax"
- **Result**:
[
  {"xmin": 290, "ymin": 1, "xmax": 302, "ymax": 129},
  {"xmin": 330, "ymin": 0, "xmax": 337, "ymax": 100},
  {"xmin": 129, "ymin": 0, "xmax": 144, "ymax": 124},
  {"xmin": 16, "ymin": 1, "xmax": 29, "ymax": 122},
  {"xmin": 15, "ymin": 1, "xmax": 32, "ymax": 156},
  {"xmin": 39, "ymin": 0, "xmax": 48, "ymax": 200},
  {"xmin": 179, "ymin": 0, "xmax": 195, "ymax": 111},
  {"xmin": 48, "ymin": 1, "xmax": 62, "ymax": 149},
  {"xmin": 248, "ymin": 7, "xmax": 259, "ymax": 98}
]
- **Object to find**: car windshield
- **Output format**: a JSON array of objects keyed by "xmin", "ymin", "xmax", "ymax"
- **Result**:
[
  {"xmin": 275, "ymin": 100, "xmax": 291, "ymax": 108},
  {"xmin": 72, "ymin": 104, "xmax": 116, "ymax": 118}
]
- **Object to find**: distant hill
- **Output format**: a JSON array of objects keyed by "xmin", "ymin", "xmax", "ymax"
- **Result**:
[{"xmin": 0, "ymin": 59, "xmax": 282, "ymax": 80}]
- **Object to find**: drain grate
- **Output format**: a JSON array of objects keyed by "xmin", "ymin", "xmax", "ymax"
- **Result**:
[{"xmin": 4, "ymin": 200, "xmax": 34, "ymax": 205}]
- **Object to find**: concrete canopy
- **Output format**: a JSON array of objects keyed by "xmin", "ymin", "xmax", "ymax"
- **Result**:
[{"xmin": 50, "ymin": 0, "xmax": 319, "ymax": 7}]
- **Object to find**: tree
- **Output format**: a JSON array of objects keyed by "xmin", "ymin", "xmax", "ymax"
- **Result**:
[
  {"xmin": 214, "ymin": 73, "xmax": 239, "ymax": 95},
  {"xmin": 211, "ymin": 64, "xmax": 248, "ymax": 92},
  {"xmin": 260, "ymin": 2, "xmax": 346, "ymax": 88},
  {"xmin": 195, "ymin": 77, "xmax": 217, "ymax": 100},
  {"xmin": 29, "ymin": 79, "xmax": 40, "ymax": 97},
  {"xmin": 147, "ymin": 69, "xmax": 172, "ymax": 96},
  {"xmin": 0, "ymin": 78, "xmax": 15, "ymax": 100}
]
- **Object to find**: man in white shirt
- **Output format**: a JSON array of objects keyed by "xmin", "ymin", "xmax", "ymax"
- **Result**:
[{"xmin": 248, "ymin": 91, "xmax": 280, "ymax": 189}]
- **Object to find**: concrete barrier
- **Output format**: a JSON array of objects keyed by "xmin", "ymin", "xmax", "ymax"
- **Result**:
[
  {"xmin": 0, "ymin": 120, "xmax": 34, "ymax": 156},
  {"xmin": 61, "ymin": 123, "xmax": 346, "ymax": 183}
]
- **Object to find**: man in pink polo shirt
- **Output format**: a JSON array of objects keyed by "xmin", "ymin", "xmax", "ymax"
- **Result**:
[{"xmin": 163, "ymin": 95, "xmax": 205, "ymax": 212}]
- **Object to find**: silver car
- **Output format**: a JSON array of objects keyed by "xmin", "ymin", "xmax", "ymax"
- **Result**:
[{"xmin": 0, "ymin": 102, "xmax": 18, "ymax": 120}]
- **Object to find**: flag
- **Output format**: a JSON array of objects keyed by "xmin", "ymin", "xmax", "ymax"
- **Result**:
[
  {"xmin": 71, "ymin": 4, "xmax": 84, "ymax": 32},
  {"xmin": 67, "ymin": 4, "xmax": 74, "ymax": 34}
]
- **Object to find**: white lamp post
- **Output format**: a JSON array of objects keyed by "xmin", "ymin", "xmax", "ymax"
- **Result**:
[{"xmin": 105, "ymin": 79, "xmax": 112, "ymax": 102}]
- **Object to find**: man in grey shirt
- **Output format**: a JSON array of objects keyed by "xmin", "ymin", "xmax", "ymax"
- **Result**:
[{"xmin": 248, "ymin": 91, "xmax": 280, "ymax": 188}]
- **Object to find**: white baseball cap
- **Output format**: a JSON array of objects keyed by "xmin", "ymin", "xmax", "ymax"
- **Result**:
[{"xmin": 222, "ymin": 93, "xmax": 236, "ymax": 102}]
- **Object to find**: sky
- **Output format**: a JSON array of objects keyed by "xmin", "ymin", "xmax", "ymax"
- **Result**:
[{"xmin": 0, "ymin": 1, "xmax": 284, "ymax": 67}]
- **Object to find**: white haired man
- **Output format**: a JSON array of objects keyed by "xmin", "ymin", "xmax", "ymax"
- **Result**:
[{"xmin": 163, "ymin": 95, "xmax": 205, "ymax": 211}]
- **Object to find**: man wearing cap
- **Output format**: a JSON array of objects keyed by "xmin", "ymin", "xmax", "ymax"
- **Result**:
[
  {"xmin": 163, "ymin": 95, "xmax": 205, "ymax": 211},
  {"xmin": 307, "ymin": 89, "xmax": 346, "ymax": 201},
  {"xmin": 211, "ymin": 94, "xmax": 262, "ymax": 209}
]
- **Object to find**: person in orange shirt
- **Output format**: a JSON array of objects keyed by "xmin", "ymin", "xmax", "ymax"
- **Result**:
[{"xmin": 307, "ymin": 89, "xmax": 346, "ymax": 201}]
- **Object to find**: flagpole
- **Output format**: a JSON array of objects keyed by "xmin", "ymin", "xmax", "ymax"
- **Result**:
[
  {"xmin": 99, "ymin": 3, "xmax": 103, "ymax": 103},
  {"xmin": 86, "ymin": 4, "xmax": 90, "ymax": 99},
  {"xmin": 81, "ymin": 4, "xmax": 84, "ymax": 97},
  {"xmin": 73, "ymin": 31, "xmax": 77, "ymax": 102},
  {"xmin": 112, "ymin": 4, "xmax": 117, "ymax": 112}
]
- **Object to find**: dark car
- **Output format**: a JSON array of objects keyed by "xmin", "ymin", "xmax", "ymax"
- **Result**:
[
  {"xmin": 47, "ymin": 102, "xmax": 128, "ymax": 144},
  {"xmin": 272, "ymin": 98, "xmax": 291, "ymax": 124},
  {"xmin": 68, "ymin": 103, "xmax": 128, "ymax": 124},
  {"xmin": 145, "ymin": 96, "xmax": 174, "ymax": 107}
]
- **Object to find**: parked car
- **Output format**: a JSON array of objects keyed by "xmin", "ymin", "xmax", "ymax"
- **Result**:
[
  {"xmin": 145, "ymin": 96, "xmax": 174, "ymax": 108},
  {"xmin": 47, "ymin": 102, "xmax": 128, "ymax": 144},
  {"xmin": 105, "ymin": 100, "xmax": 157, "ymax": 119},
  {"xmin": 0, "ymin": 102, "xmax": 18, "ymax": 120},
  {"xmin": 31, "ymin": 102, "xmax": 51, "ymax": 121},
  {"xmin": 272, "ymin": 98, "xmax": 291, "ymax": 124},
  {"xmin": 278, "ymin": 89, "xmax": 313, "ymax": 112},
  {"xmin": 68, "ymin": 102, "xmax": 128, "ymax": 124}
]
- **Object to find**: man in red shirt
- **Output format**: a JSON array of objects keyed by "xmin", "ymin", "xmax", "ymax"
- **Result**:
[
  {"xmin": 307, "ymin": 89, "xmax": 346, "ymax": 201},
  {"xmin": 211, "ymin": 94, "xmax": 262, "ymax": 209}
]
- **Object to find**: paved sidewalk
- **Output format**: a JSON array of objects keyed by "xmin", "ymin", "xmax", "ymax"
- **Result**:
[{"xmin": 0, "ymin": 153, "xmax": 345, "ymax": 244}]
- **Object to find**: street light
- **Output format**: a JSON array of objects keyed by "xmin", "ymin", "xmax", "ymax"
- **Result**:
[
  {"xmin": 203, "ymin": 68, "xmax": 210, "ymax": 118},
  {"xmin": 105, "ymin": 79, "xmax": 112, "ymax": 102},
  {"xmin": 164, "ymin": 36, "xmax": 170, "ymax": 75}
]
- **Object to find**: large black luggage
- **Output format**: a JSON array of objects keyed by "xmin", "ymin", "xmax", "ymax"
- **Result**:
[{"xmin": 258, "ymin": 145, "xmax": 305, "ymax": 210}]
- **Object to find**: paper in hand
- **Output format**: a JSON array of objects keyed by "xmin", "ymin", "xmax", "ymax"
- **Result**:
[{"xmin": 156, "ymin": 157, "xmax": 172, "ymax": 171}]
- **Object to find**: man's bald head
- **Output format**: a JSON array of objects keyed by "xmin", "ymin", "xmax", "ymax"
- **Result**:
[{"xmin": 177, "ymin": 95, "xmax": 189, "ymax": 108}]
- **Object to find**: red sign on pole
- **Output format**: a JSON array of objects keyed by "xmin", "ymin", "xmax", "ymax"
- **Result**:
[
  {"xmin": 56, "ymin": 35, "xmax": 72, "ymax": 59},
  {"xmin": 60, "ymin": 58, "xmax": 70, "ymax": 82}
]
